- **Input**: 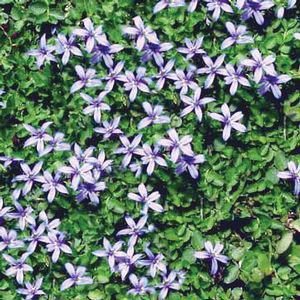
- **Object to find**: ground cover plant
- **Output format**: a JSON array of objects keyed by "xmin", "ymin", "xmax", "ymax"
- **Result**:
[{"xmin": 0, "ymin": 0, "xmax": 299, "ymax": 299}]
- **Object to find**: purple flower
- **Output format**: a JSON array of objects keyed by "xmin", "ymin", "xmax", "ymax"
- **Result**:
[
  {"xmin": 154, "ymin": 0, "xmax": 186, "ymax": 13},
  {"xmin": 12, "ymin": 189, "xmax": 22, "ymax": 201},
  {"xmin": 197, "ymin": 54, "xmax": 226, "ymax": 89},
  {"xmin": 276, "ymin": 0, "xmax": 296, "ymax": 18},
  {"xmin": 7, "ymin": 202, "xmax": 36, "ymax": 230},
  {"xmin": 74, "ymin": 143, "xmax": 95, "ymax": 163},
  {"xmin": 58, "ymin": 156, "xmax": 94, "ymax": 190},
  {"xmin": 180, "ymin": 87, "xmax": 215, "ymax": 122},
  {"xmin": 26, "ymin": 223, "xmax": 46, "ymax": 253},
  {"xmin": 17, "ymin": 278, "xmax": 45, "ymax": 300},
  {"xmin": 94, "ymin": 116, "xmax": 123, "ymax": 140},
  {"xmin": 240, "ymin": 48, "xmax": 276, "ymax": 83},
  {"xmin": 209, "ymin": 103, "xmax": 247, "ymax": 141},
  {"xmin": 129, "ymin": 161, "xmax": 143, "ymax": 178},
  {"xmin": 3, "ymin": 253, "xmax": 33, "ymax": 284},
  {"xmin": 128, "ymin": 183, "xmax": 163, "ymax": 214},
  {"xmin": 76, "ymin": 176, "xmax": 106, "ymax": 205},
  {"xmin": 223, "ymin": 64, "xmax": 251, "ymax": 95},
  {"xmin": 0, "ymin": 227, "xmax": 24, "ymax": 251},
  {"xmin": 239, "ymin": 0, "xmax": 274, "ymax": 25},
  {"xmin": 73, "ymin": 18, "xmax": 105, "ymax": 53},
  {"xmin": 169, "ymin": 68, "xmax": 199, "ymax": 94},
  {"xmin": 70, "ymin": 65, "xmax": 101, "ymax": 93},
  {"xmin": 128, "ymin": 274, "xmax": 155, "ymax": 295},
  {"xmin": 138, "ymin": 144, "xmax": 168, "ymax": 176},
  {"xmin": 155, "ymin": 60, "xmax": 175, "ymax": 90},
  {"xmin": 36, "ymin": 171, "xmax": 68, "ymax": 203},
  {"xmin": 87, "ymin": 150, "xmax": 113, "ymax": 178},
  {"xmin": 175, "ymin": 154, "xmax": 205, "ymax": 179},
  {"xmin": 258, "ymin": 73, "xmax": 291, "ymax": 99},
  {"xmin": 177, "ymin": 37, "xmax": 205, "ymax": 60},
  {"xmin": 56, "ymin": 34, "xmax": 82, "ymax": 65},
  {"xmin": 277, "ymin": 161, "xmax": 300, "ymax": 196},
  {"xmin": 158, "ymin": 128, "xmax": 194, "ymax": 163},
  {"xmin": 27, "ymin": 34, "xmax": 56, "ymax": 68},
  {"xmin": 205, "ymin": 0, "xmax": 233, "ymax": 21},
  {"xmin": 141, "ymin": 41, "xmax": 173, "ymax": 66},
  {"xmin": 41, "ymin": 232, "xmax": 72, "ymax": 263},
  {"xmin": 119, "ymin": 67, "xmax": 151, "ymax": 102},
  {"xmin": 117, "ymin": 215, "xmax": 148, "ymax": 248},
  {"xmin": 93, "ymin": 238, "xmax": 124, "ymax": 272},
  {"xmin": 39, "ymin": 211, "xmax": 60, "ymax": 233},
  {"xmin": 39, "ymin": 132, "xmax": 70, "ymax": 156},
  {"xmin": 138, "ymin": 102, "xmax": 170, "ymax": 130},
  {"xmin": 90, "ymin": 35, "xmax": 124, "ymax": 66},
  {"xmin": 80, "ymin": 91, "xmax": 111, "ymax": 124},
  {"xmin": 176, "ymin": 270, "xmax": 186, "ymax": 285},
  {"xmin": 139, "ymin": 247, "xmax": 167, "ymax": 277},
  {"xmin": 122, "ymin": 16, "xmax": 158, "ymax": 51},
  {"xmin": 103, "ymin": 61, "xmax": 125, "ymax": 92},
  {"xmin": 157, "ymin": 271, "xmax": 181, "ymax": 300},
  {"xmin": 60, "ymin": 263, "xmax": 93, "ymax": 291},
  {"xmin": 115, "ymin": 134, "xmax": 143, "ymax": 168},
  {"xmin": 188, "ymin": 0, "xmax": 200, "ymax": 12},
  {"xmin": 0, "ymin": 156, "xmax": 23, "ymax": 169},
  {"xmin": 0, "ymin": 197, "xmax": 12, "ymax": 219},
  {"xmin": 23, "ymin": 122, "xmax": 52, "ymax": 154},
  {"xmin": 117, "ymin": 246, "xmax": 143, "ymax": 280},
  {"xmin": 221, "ymin": 22, "xmax": 253, "ymax": 49},
  {"xmin": 194, "ymin": 241, "xmax": 229, "ymax": 275}
]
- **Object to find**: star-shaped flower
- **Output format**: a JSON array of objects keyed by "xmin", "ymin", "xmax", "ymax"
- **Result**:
[
  {"xmin": 209, "ymin": 103, "xmax": 246, "ymax": 141},
  {"xmin": 60, "ymin": 263, "xmax": 93, "ymax": 291},
  {"xmin": 128, "ymin": 183, "xmax": 163, "ymax": 213},
  {"xmin": 194, "ymin": 241, "xmax": 229, "ymax": 275}
]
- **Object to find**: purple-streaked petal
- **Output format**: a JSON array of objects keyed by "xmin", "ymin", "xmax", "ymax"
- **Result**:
[
  {"xmin": 60, "ymin": 278, "xmax": 74, "ymax": 291},
  {"xmin": 222, "ymin": 124, "xmax": 232, "ymax": 141}
]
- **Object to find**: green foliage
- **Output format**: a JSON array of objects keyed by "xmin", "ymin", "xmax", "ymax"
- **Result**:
[{"xmin": 0, "ymin": 0, "xmax": 299, "ymax": 299}]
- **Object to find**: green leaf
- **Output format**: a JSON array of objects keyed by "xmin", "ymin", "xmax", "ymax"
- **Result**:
[
  {"xmin": 88, "ymin": 290, "xmax": 104, "ymax": 300},
  {"xmin": 264, "ymin": 35, "xmax": 278, "ymax": 49},
  {"xmin": 288, "ymin": 245, "xmax": 300, "ymax": 267},
  {"xmin": 274, "ymin": 152, "xmax": 287, "ymax": 170},
  {"xmin": 49, "ymin": 9, "xmax": 65, "ymax": 21},
  {"xmin": 29, "ymin": 1, "xmax": 48, "ymax": 15},
  {"xmin": 182, "ymin": 248, "xmax": 196, "ymax": 265},
  {"xmin": 248, "ymin": 149, "xmax": 262, "ymax": 161},
  {"xmin": 257, "ymin": 253, "xmax": 272, "ymax": 275},
  {"xmin": 231, "ymin": 247, "xmax": 246, "ymax": 261},
  {"xmin": 284, "ymin": 92, "xmax": 300, "ymax": 122},
  {"xmin": 171, "ymin": 115, "xmax": 182, "ymax": 127},
  {"xmin": 0, "ymin": 12, "xmax": 8, "ymax": 24},
  {"xmin": 251, "ymin": 267, "xmax": 264, "ymax": 282},
  {"xmin": 266, "ymin": 286, "xmax": 284, "ymax": 296},
  {"xmin": 191, "ymin": 231, "xmax": 204, "ymax": 249},
  {"xmin": 290, "ymin": 219, "xmax": 300, "ymax": 232},
  {"xmin": 224, "ymin": 265, "xmax": 240, "ymax": 284},
  {"xmin": 96, "ymin": 273, "xmax": 110, "ymax": 284},
  {"xmin": 276, "ymin": 231, "xmax": 293, "ymax": 254},
  {"xmin": 165, "ymin": 228, "xmax": 180, "ymax": 241},
  {"xmin": 265, "ymin": 168, "xmax": 279, "ymax": 184},
  {"xmin": 231, "ymin": 288, "xmax": 243, "ymax": 300}
]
